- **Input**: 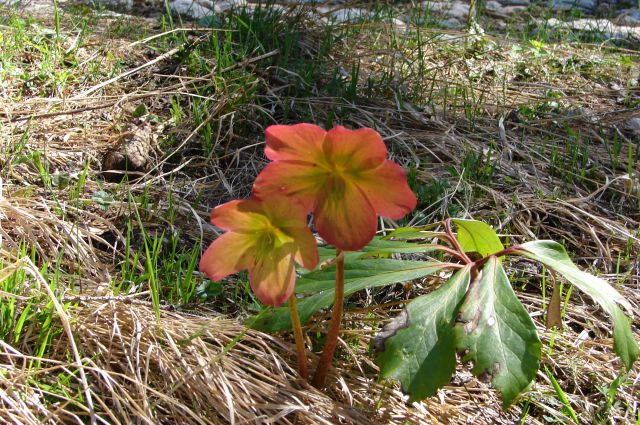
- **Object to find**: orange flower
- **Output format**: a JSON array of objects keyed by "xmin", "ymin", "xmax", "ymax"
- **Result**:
[
  {"xmin": 253, "ymin": 124, "xmax": 417, "ymax": 251},
  {"xmin": 199, "ymin": 197, "xmax": 319, "ymax": 306}
]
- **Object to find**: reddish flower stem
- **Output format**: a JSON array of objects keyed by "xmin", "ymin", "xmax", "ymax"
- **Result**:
[
  {"xmin": 312, "ymin": 248, "xmax": 345, "ymax": 389},
  {"xmin": 437, "ymin": 245, "xmax": 472, "ymax": 263},
  {"xmin": 288, "ymin": 293, "xmax": 309, "ymax": 380},
  {"xmin": 444, "ymin": 218, "xmax": 473, "ymax": 264},
  {"xmin": 471, "ymin": 246, "xmax": 520, "ymax": 268},
  {"xmin": 434, "ymin": 232, "xmax": 457, "ymax": 246}
]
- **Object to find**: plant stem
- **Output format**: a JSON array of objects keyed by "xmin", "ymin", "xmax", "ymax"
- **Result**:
[
  {"xmin": 444, "ymin": 218, "xmax": 473, "ymax": 264},
  {"xmin": 438, "ymin": 245, "xmax": 472, "ymax": 263},
  {"xmin": 472, "ymin": 246, "xmax": 519, "ymax": 269},
  {"xmin": 52, "ymin": 0, "xmax": 60, "ymax": 43},
  {"xmin": 312, "ymin": 248, "xmax": 344, "ymax": 389},
  {"xmin": 288, "ymin": 293, "xmax": 309, "ymax": 380}
]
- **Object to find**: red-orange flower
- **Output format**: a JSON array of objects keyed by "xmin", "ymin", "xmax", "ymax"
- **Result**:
[
  {"xmin": 199, "ymin": 197, "xmax": 319, "ymax": 306},
  {"xmin": 252, "ymin": 124, "xmax": 417, "ymax": 251}
]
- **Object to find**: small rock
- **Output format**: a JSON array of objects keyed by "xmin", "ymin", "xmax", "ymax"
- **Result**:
[
  {"xmin": 216, "ymin": 0, "xmax": 247, "ymax": 12},
  {"xmin": 441, "ymin": 17, "xmax": 463, "ymax": 29},
  {"xmin": 168, "ymin": 0, "xmax": 246, "ymax": 18},
  {"xmin": 91, "ymin": 0, "xmax": 134, "ymax": 8},
  {"xmin": 505, "ymin": 5, "xmax": 528, "ymax": 15},
  {"xmin": 328, "ymin": 8, "xmax": 370, "ymax": 23},
  {"xmin": 599, "ymin": 0, "xmax": 637, "ymax": 9},
  {"xmin": 168, "ymin": 0, "xmax": 213, "ymax": 18},
  {"xmin": 276, "ymin": 0, "xmax": 322, "ymax": 3},
  {"xmin": 435, "ymin": 33, "xmax": 465, "ymax": 43},
  {"xmin": 423, "ymin": 1, "xmax": 470, "ymax": 21},
  {"xmin": 551, "ymin": 0, "xmax": 598, "ymax": 13},
  {"xmin": 485, "ymin": 1, "xmax": 527, "ymax": 18},
  {"xmin": 626, "ymin": 117, "xmax": 640, "ymax": 133},
  {"xmin": 485, "ymin": 1, "xmax": 503, "ymax": 13},
  {"xmin": 614, "ymin": 9, "xmax": 640, "ymax": 27},
  {"xmin": 541, "ymin": 17, "xmax": 640, "ymax": 41},
  {"xmin": 391, "ymin": 18, "xmax": 408, "ymax": 31}
]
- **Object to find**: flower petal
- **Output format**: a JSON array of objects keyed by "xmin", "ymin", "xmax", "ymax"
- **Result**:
[
  {"xmin": 259, "ymin": 194, "xmax": 309, "ymax": 230},
  {"xmin": 252, "ymin": 161, "xmax": 327, "ymax": 212},
  {"xmin": 210, "ymin": 199, "xmax": 268, "ymax": 232},
  {"xmin": 315, "ymin": 179, "xmax": 377, "ymax": 251},
  {"xmin": 259, "ymin": 197, "xmax": 319, "ymax": 271},
  {"xmin": 324, "ymin": 126, "xmax": 387, "ymax": 171},
  {"xmin": 265, "ymin": 123, "xmax": 327, "ymax": 163},
  {"xmin": 199, "ymin": 232, "xmax": 256, "ymax": 281},
  {"xmin": 289, "ymin": 226, "xmax": 319, "ymax": 271},
  {"xmin": 355, "ymin": 160, "xmax": 417, "ymax": 219},
  {"xmin": 248, "ymin": 247, "xmax": 298, "ymax": 306}
]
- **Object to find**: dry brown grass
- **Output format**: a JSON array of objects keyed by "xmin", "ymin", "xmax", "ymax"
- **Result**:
[{"xmin": 0, "ymin": 1, "xmax": 639, "ymax": 424}]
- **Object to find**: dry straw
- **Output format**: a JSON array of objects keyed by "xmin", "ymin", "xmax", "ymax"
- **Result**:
[{"xmin": 0, "ymin": 2, "xmax": 638, "ymax": 423}]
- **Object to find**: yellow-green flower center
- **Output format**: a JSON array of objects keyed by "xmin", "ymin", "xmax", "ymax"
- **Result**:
[{"xmin": 256, "ymin": 224, "xmax": 294, "ymax": 253}]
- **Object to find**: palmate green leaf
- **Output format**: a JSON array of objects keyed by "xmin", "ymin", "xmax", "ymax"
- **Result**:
[
  {"xmin": 515, "ymin": 240, "xmax": 639, "ymax": 370},
  {"xmin": 452, "ymin": 219, "xmax": 504, "ymax": 258},
  {"xmin": 453, "ymin": 257, "xmax": 542, "ymax": 408},
  {"xmin": 376, "ymin": 266, "xmax": 471, "ymax": 401},
  {"xmin": 249, "ymin": 259, "xmax": 450, "ymax": 332}
]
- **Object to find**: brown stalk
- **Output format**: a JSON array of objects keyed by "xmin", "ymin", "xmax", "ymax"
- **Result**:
[
  {"xmin": 444, "ymin": 219, "xmax": 473, "ymax": 264},
  {"xmin": 312, "ymin": 248, "xmax": 345, "ymax": 389},
  {"xmin": 288, "ymin": 293, "xmax": 309, "ymax": 380}
]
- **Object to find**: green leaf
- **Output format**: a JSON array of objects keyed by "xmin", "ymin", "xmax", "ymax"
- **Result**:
[
  {"xmin": 454, "ymin": 257, "xmax": 542, "ymax": 408},
  {"xmin": 132, "ymin": 103, "xmax": 148, "ymax": 118},
  {"xmin": 516, "ymin": 240, "xmax": 632, "ymax": 312},
  {"xmin": 452, "ymin": 219, "xmax": 504, "ymax": 258},
  {"xmin": 313, "ymin": 247, "xmax": 367, "ymax": 269},
  {"xmin": 249, "ymin": 259, "xmax": 450, "ymax": 333},
  {"xmin": 360, "ymin": 238, "xmax": 445, "ymax": 255},
  {"xmin": 313, "ymin": 236, "xmax": 447, "ymax": 264},
  {"xmin": 544, "ymin": 366, "xmax": 579, "ymax": 424},
  {"xmin": 91, "ymin": 190, "xmax": 113, "ymax": 211},
  {"xmin": 611, "ymin": 308, "xmax": 640, "ymax": 370},
  {"xmin": 515, "ymin": 240, "xmax": 638, "ymax": 370},
  {"xmin": 384, "ymin": 227, "xmax": 442, "ymax": 241},
  {"xmin": 376, "ymin": 267, "xmax": 471, "ymax": 401}
]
